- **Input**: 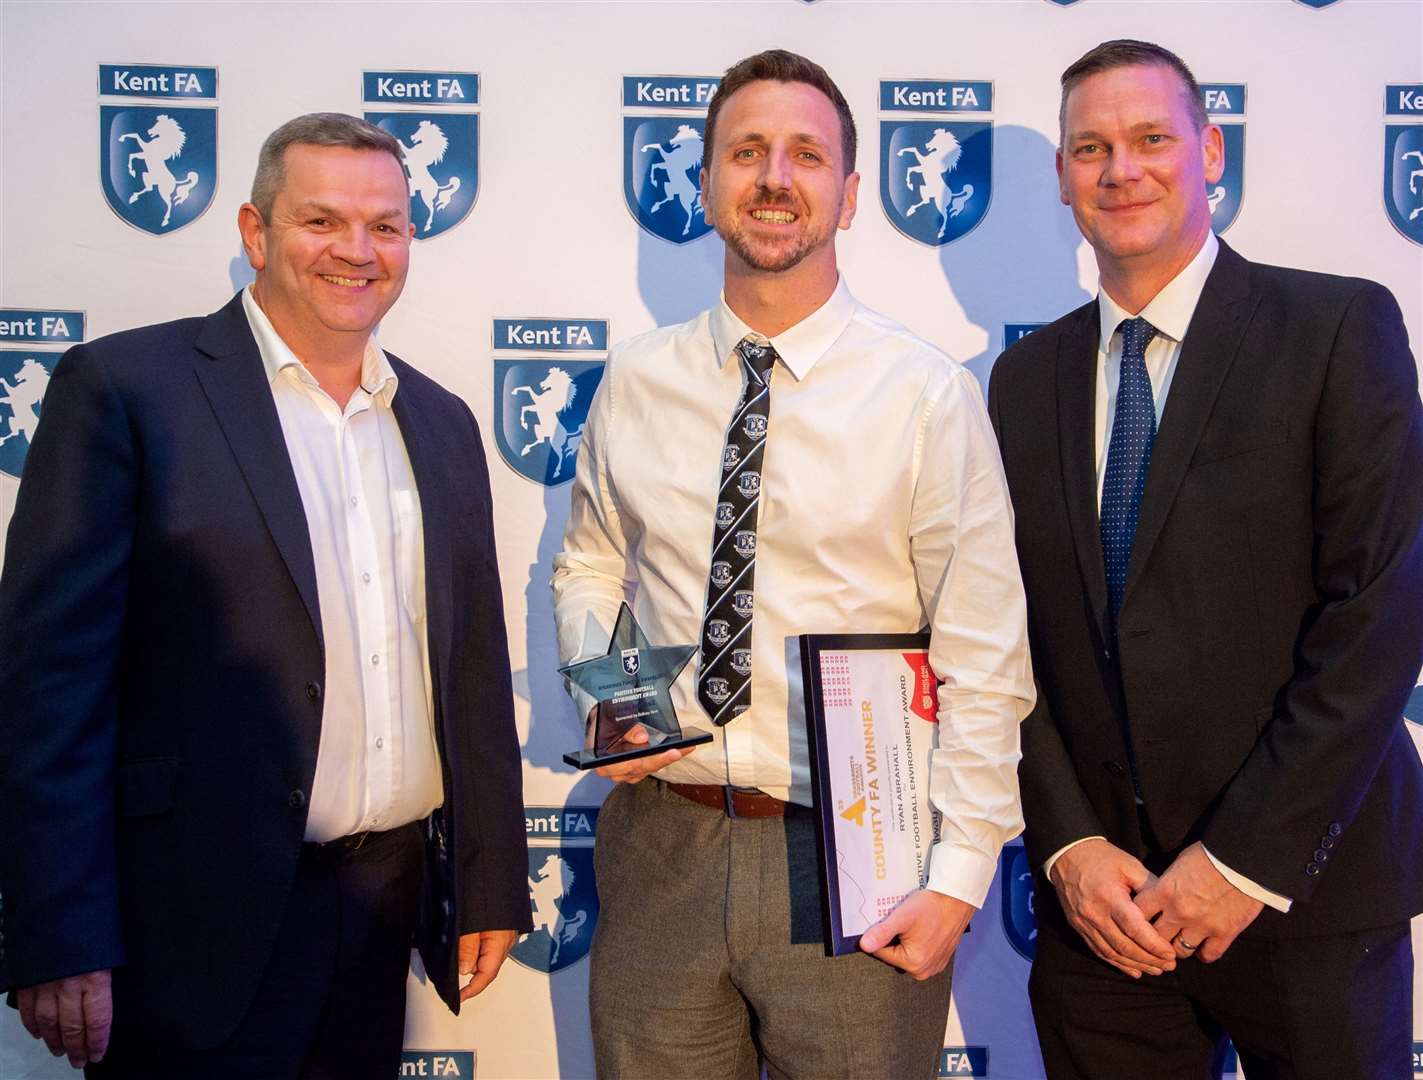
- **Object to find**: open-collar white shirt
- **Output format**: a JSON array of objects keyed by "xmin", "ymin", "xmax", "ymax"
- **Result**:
[{"xmin": 243, "ymin": 287, "xmax": 440, "ymax": 843}]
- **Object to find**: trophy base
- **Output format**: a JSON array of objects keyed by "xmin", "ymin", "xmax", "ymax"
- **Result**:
[{"xmin": 562, "ymin": 726, "xmax": 714, "ymax": 770}]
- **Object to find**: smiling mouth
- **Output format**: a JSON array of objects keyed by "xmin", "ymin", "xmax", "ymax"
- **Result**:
[
  {"xmin": 750, "ymin": 209, "xmax": 798, "ymax": 224},
  {"xmin": 320, "ymin": 274, "xmax": 371, "ymax": 288}
]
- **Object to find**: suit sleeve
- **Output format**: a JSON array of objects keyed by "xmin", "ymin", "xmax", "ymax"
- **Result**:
[
  {"xmin": 452, "ymin": 400, "xmax": 532, "ymax": 935},
  {"xmin": 0, "ymin": 344, "xmax": 135, "ymax": 990},
  {"xmin": 1201, "ymin": 281, "xmax": 1423, "ymax": 900},
  {"xmin": 988, "ymin": 359, "xmax": 1109, "ymax": 872}
]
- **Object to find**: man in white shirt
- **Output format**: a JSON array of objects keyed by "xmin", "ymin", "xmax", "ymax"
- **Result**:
[
  {"xmin": 553, "ymin": 50, "xmax": 1033, "ymax": 1077},
  {"xmin": 0, "ymin": 114, "xmax": 530, "ymax": 1078},
  {"xmin": 989, "ymin": 39, "xmax": 1423, "ymax": 1079}
]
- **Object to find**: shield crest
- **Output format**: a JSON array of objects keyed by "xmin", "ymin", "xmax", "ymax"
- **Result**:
[
  {"xmin": 621, "ymin": 648, "xmax": 640, "ymax": 677},
  {"xmin": 999, "ymin": 845, "xmax": 1037, "ymax": 961},
  {"xmin": 1208, "ymin": 123, "xmax": 1245, "ymax": 234},
  {"xmin": 366, "ymin": 112, "xmax": 479, "ymax": 239},
  {"xmin": 624, "ymin": 117, "xmax": 712, "ymax": 244},
  {"xmin": 738, "ymin": 472, "xmax": 761, "ymax": 499},
  {"xmin": 706, "ymin": 619, "xmax": 731, "ymax": 648},
  {"xmin": 732, "ymin": 591, "xmax": 754, "ymax": 619},
  {"xmin": 493, "ymin": 360, "xmax": 604, "ymax": 486},
  {"xmin": 710, "ymin": 562, "xmax": 733, "ymax": 589},
  {"xmin": 1384, "ymin": 125, "xmax": 1423, "ymax": 245},
  {"xmin": 100, "ymin": 105, "xmax": 216, "ymax": 235},
  {"xmin": 730, "ymin": 649, "xmax": 752, "ymax": 676},
  {"xmin": 1404, "ymin": 676, "xmax": 1423, "ymax": 727},
  {"xmin": 704, "ymin": 677, "xmax": 731, "ymax": 704},
  {"xmin": 734, "ymin": 531, "xmax": 757, "ymax": 559},
  {"xmin": 0, "ymin": 351, "xmax": 58, "ymax": 480},
  {"xmin": 881, "ymin": 121, "xmax": 992, "ymax": 247},
  {"xmin": 510, "ymin": 846, "xmax": 599, "ymax": 974}
]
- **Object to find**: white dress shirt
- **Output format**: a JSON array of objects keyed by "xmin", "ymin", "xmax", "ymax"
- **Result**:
[
  {"xmin": 242, "ymin": 288, "xmax": 441, "ymax": 842},
  {"xmin": 1041, "ymin": 234, "xmax": 1292, "ymax": 912},
  {"xmin": 552, "ymin": 277, "xmax": 1035, "ymax": 908}
]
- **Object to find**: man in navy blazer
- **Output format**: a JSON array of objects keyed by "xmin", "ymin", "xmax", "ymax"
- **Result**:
[
  {"xmin": 990, "ymin": 40, "xmax": 1423, "ymax": 1079},
  {"xmin": 0, "ymin": 114, "xmax": 530, "ymax": 1077}
]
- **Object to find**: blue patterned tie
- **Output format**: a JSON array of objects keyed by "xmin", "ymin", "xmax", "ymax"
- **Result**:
[
  {"xmin": 697, "ymin": 336, "xmax": 775, "ymax": 725},
  {"xmin": 1101, "ymin": 317, "xmax": 1159, "ymax": 626}
]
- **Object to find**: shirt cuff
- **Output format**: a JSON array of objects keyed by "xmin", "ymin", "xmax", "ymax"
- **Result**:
[
  {"xmin": 1042, "ymin": 835, "xmax": 1106, "ymax": 880},
  {"xmin": 1202, "ymin": 845, "xmax": 1292, "ymax": 913},
  {"xmin": 926, "ymin": 842, "xmax": 997, "ymax": 909}
]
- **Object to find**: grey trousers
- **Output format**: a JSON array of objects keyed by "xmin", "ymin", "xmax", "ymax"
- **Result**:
[{"xmin": 589, "ymin": 779, "xmax": 954, "ymax": 1080}]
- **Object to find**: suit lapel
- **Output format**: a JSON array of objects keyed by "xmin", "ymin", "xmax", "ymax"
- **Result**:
[
  {"xmin": 1123, "ymin": 242, "xmax": 1257, "ymax": 609},
  {"xmin": 390, "ymin": 373, "xmax": 454, "ymax": 717},
  {"xmin": 191, "ymin": 294, "xmax": 323, "ymax": 647},
  {"xmin": 1056, "ymin": 304, "xmax": 1111, "ymax": 639}
]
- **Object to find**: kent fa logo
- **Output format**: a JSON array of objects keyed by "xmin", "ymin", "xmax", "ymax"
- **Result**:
[
  {"xmin": 1384, "ymin": 85, "xmax": 1423, "ymax": 245},
  {"xmin": 1200, "ymin": 84, "xmax": 1246, "ymax": 233},
  {"xmin": 365, "ymin": 71, "xmax": 480, "ymax": 240},
  {"xmin": 621, "ymin": 648, "xmax": 640, "ymax": 677},
  {"xmin": 400, "ymin": 1051, "xmax": 475, "ymax": 1077},
  {"xmin": 99, "ymin": 64, "xmax": 217, "ymax": 235},
  {"xmin": 1405, "ymin": 672, "xmax": 1423, "ymax": 727},
  {"xmin": 0, "ymin": 309, "xmax": 84, "ymax": 479},
  {"xmin": 939, "ymin": 1047, "xmax": 989, "ymax": 1077},
  {"xmin": 491, "ymin": 318, "xmax": 607, "ymax": 486},
  {"xmin": 1000, "ymin": 843, "xmax": 1037, "ymax": 961},
  {"xmin": 512, "ymin": 845, "xmax": 599, "ymax": 974},
  {"xmin": 623, "ymin": 75, "xmax": 721, "ymax": 244},
  {"xmin": 880, "ymin": 80, "xmax": 993, "ymax": 247}
]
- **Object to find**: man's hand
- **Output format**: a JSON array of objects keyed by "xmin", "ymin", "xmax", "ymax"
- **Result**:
[
  {"xmin": 1050, "ymin": 838, "xmax": 1177, "ymax": 978},
  {"xmin": 858, "ymin": 889, "xmax": 974, "ymax": 980},
  {"xmin": 592, "ymin": 721, "xmax": 696, "ymax": 785},
  {"xmin": 1133, "ymin": 842, "xmax": 1264, "ymax": 963},
  {"xmin": 458, "ymin": 930, "xmax": 518, "ymax": 1001},
  {"xmin": 16, "ymin": 969, "xmax": 112, "ymax": 1069}
]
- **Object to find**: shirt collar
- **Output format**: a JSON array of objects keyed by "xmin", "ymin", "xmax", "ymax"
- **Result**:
[
  {"xmin": 1097, "ymin": 230, "xmax": 1219, "ymax": 352},
  {"xmin": 241, "ymin": 286, "xmax": 399, "ymax": 404},
  {"xmin": 708, "ymin": 275, "xmax": 857, "ymax": 381}
]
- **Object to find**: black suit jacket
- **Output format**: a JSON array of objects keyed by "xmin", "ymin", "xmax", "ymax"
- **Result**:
[
  {"xmin": 989, "ymin": 241, "xmax": 1423, "ymax": 939},
  {"xmin": 0, "ymin": 294, "xmax": 531, "ymax": 1048}
]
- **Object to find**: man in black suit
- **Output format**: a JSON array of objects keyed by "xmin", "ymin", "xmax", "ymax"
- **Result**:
[
  {"xmin": 0, "ymin": 113, "xmax": 531, "ymax": 1077},
  {"xmin": 989, "ymin": 40, "xmax": 1423, "ymax": 1079}
]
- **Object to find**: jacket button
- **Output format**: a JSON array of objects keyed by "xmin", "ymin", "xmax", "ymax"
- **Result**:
[
  {"xmin": 1305, "ymin": 862, "xmax": 1321, "ymax": 877},
  {"xmin": 1313, "ymin": 849, "xmax": 1329, "ymax": 863},
  {"xmin": 1320, "ymin": 835, "xmax": 1335, "ymax": 849},
  {"xmin": 1328, "ymin": 822, "xmax": 1342, "ymax": 837},
  {"xmin": 1104, "ymin": 760, "xmax": 1127, "ymax": 778},
  {"xmin": 288, "ymin": 790, "xmax": 306, "ymax": 809},
  {"xmin": 306, "ymin": 682, "xmax": 322, "ymax": 702}
]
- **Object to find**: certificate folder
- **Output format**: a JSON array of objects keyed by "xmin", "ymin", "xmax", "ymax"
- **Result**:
[{"xmin": 799, "ymin": 632, "xmax": 941, "ymax": 957}]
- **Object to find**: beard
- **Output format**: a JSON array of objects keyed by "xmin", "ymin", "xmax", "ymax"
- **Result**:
[{"xmin": 714, "ymin": 192, "xmax": 836, "ymax": 274}]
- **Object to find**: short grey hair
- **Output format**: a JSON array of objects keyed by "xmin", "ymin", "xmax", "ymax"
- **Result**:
[
  {"xmin": 1059, "ymin": 39, "xmax": 1208, "ymax": 146},
  {"xmin": 249, "ymin": 112, "xmax": 404, "ymax": 220}
]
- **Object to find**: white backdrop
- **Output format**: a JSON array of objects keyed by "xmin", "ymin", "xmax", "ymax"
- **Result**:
[{"xmin": 2, "ymin": 2, "xmax": 1421, "ymax": 1078}]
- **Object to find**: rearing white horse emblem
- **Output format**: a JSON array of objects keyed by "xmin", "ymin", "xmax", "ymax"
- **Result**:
[
  {"xmin": 641, "ymin": 124, "xmax": 705, "ymax": 236},
  {"xmin": 1403, "ymin": 150, "xmax": 1423, "ymax": 221},
  {"xmin": 398, "ymin": 120, "xmax": 462, "ymax": 233},
  {"xmin": 523, "ymin": 853, "xmax": 588, "ymax": 968},
  {"xmin": 898, "ymin": 127, "xmax": 974, "ymax": 239},
  {"xmin": 512, "ymin": 367, "xmax": 583, "ymax": 479},
  {"xmin": 119, "ymin": 114, "xmax": 200, "ymax": 228}
]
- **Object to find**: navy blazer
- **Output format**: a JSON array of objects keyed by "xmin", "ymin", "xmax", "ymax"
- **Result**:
[
  {"xmin": 0, "ymin": 293, "xmax": 531, "ymax": 1048},
  {"xmin": 989, "ymin": 242, "xmax": 1423, "ymax": 938}
]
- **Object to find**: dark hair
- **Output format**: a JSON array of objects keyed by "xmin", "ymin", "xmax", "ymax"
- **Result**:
[
  {"xmin": 703, "ymin": 49, "xmax": 857, "ymax": 175},
  {"xmin": 250, "ymin": 112, "xmax": 404, "ymax": 220},
  {"xmin": 1059, "ymin": 39, "xmax": 1208, "ymax": 144}
]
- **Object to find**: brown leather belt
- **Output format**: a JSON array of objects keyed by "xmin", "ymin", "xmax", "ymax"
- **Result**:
[{"xmin": 666, "ymin": 782, "xmax": 787, "ymax": 818}]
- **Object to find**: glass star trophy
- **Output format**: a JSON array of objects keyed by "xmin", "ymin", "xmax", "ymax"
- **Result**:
[{"xmin": 560, "ymin": 602, "xmax": 713, "ymax": 769}]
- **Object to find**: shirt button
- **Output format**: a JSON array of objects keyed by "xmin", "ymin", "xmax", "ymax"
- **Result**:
[
  {"xmin": 362, "ymin": 571, "xmax": 372, "ymax": 584},
  {"xmin": 349, "ymin": 495, "xmax": 358, "ymax": 507},
  {"xmin": 370, "ymin": 653, "xmax": 380, "ymax": 666},
  {"xmin": 375, "ymin": 737, "xmax": 384, "ymax": 749}
]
